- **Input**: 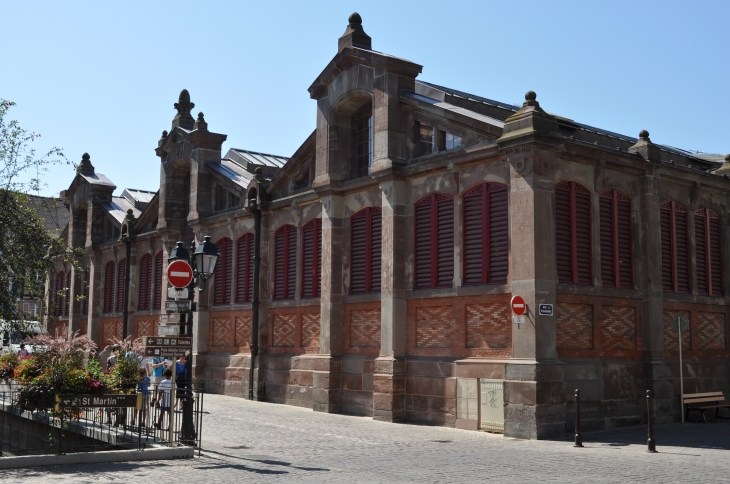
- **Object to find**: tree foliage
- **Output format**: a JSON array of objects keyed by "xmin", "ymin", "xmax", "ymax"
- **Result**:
[{"xmin": 0, "ymin": 99, "xmax": 76, "ymax": 327}]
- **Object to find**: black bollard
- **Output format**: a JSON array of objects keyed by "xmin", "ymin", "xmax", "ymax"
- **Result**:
[
  {"xmin": 574, "ymin": 389, "xmax": 583, "ymax": 447},
  {"xmin": 646, "ymin": 390, "xmax": 657, "ymax": 453}
]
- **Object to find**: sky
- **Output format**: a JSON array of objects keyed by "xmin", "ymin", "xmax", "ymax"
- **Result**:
[{"xmin": 2, "ymin": 1, "xmax": 729, "ymax": 198}]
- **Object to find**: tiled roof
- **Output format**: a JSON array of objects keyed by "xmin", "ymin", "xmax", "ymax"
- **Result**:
[{"xmin": 26, "ymin": 195, "xmax": 68, "ymax": 236}]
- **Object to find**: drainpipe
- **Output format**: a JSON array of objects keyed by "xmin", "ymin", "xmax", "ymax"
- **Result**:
[
  {"xmin": 249, "ymin": 202, "xmax": 261, "ymax": 401},
  {"xmin": 120, "ymin": 209, "xmax": 135, "ymax": 341}
]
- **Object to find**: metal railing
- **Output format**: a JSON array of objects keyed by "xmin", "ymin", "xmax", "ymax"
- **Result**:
[{"xmin": 0, "ymin": 382, "xmax": 203, "ymax": 457}]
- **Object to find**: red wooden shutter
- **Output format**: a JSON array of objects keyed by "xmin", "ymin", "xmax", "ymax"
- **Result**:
[
  {"xmin": 435, "ymin": 194, "xmax": 454, "ymax": 287},
  {"xmin": 351, "ymin": 211, "xmax": 368, "ymax": 294},
  {"xmin": 116, "ymin": 260, "xmax": 126, "ymax": 312},
  {"xmin": 302, "ymin": 219, "xmax": 321, "ymax": 299},
  {"xmin": 414, "ymin": 196, "xmax": 433, "ymax": 289},
  {"xmin": 695, "ymin": 210, "xmax": 708, "ymax": 294},
  {"xmin": 555, "ymin": 182, "xmax": 591, "ymax": 284},
  {"xmin": 214, "ymin": 238, "xmax": 232, "ymax": 305},
  {"xmin": 599, "ymin": 190, "xmax": 632, "ymax": 288},
  {"xmin": 488, "ymin": 185, "xmax": 509, "ymax": 284},
  {"xmin": 236, "ymin": 234, "xmax": 253, "ymax": 302},
  {"xmin": 83, "ymin": 267, "xmax": 90, "ymax": 315},
  {"xmin": 154, "ymin": 251, "xmax": 162, "ymax": 310},
  {"xmin": 555, "ymin": 183, "xmax": 572, "ymax": 283},
  {"xmin": 55, "ymin": 271, "xmax": 64, "ymax": 317},
  {"xmin": 138, "ymin": 254, "xmax": 151, "ymax": 311},
  {"xmin": 104, "ymin": 261, "xmax": 114, "ymax": 313},
  {"xmin": 660, "ymin": 204, "xmax": 673, "ymax": 291},
  {"xmin": 674, "ymin": 205, "xmax": 689, "ymax": 293},
  {"xmin": 274, "ymin": 225, "xmax": 296, "ymax": 300},
  {"xmin": 370, "ymin": 209, "xmax": 382, "ymax": 292},
  {"xmin": 709, "ymin": 211, "xmax": 723, "ymax": 296},
  {"xmin": 574, "ymin": 185, "xmax": 591, "ymax": 284},
  {"xmin": 63, "ymin": 270, "xmax": 71, "ymax": 316}
]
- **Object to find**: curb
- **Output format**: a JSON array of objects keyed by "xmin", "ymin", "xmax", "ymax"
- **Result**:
[{"xmin": 0, "ymin": 445, "xmax": 194, "ymax": 469}]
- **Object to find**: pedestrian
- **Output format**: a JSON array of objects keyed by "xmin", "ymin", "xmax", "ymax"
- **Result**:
[
  {"xmin": 132, "ymin": 368, "xmax": 150, "ymax": 427},
  {"xmin": 17, "ymin": 344, "xmax": 29, "ymax": 361},
  {"xmin": 107, "ymin": 345, "xmax": 121, "ymax": 370},
  {"xmin": 154, "ymin": 368, "xmax": 173, "ymax": 430},
  {"xmin": 150, "ymin": 356, "xmax": 167, "ymax": 385},
  {"xmin": 174, "ymin": 354, "xmax": 188, "ymax": 410},
  {"xmin": 97, "ymin": 345, "xmax": 112, "ymax": 372}
]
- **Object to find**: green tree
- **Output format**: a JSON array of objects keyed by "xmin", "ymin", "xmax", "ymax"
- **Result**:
[{"xmin": 0, "ymin": 99, "xmax": 76, "ymax": 329}]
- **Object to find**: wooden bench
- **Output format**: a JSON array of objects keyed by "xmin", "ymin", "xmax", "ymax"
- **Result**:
[{"xmin": 683, "ymin": 392, "xmax": 730, "ymax": 422}]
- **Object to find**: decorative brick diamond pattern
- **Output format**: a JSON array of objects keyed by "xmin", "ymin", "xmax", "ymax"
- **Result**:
[
  {"xmin": 602, "ymin": 306, "xmax": 637, "ymax": 351},
  {"xmin": 351, "ymin": 309, "xmax": 381, "ymax": 348},
  {"xmin": 556, "ymin": 303, "xmax": 594, "ymax": 350},
  {"xmin": 80, "ymin": 320, "xmax": 88, "ymax": 336},
  {"xmin": 698, "ymin": 312, "xmax": 726, "ymax": 351},
  {"xmin": 301, "ymin": 312, "xmax": 321, "ymax": 353},
  {"xmin": 53, "ymin": 321, "xmax": 69, "ymax": 339},
  {"xmin": 212, "ymin": 316, "xmax": 233, "ymax": 348},
  {"xmin": 234, "ymin": 315, "xmax": 252, "ymax": 349},
  {"xmin": 273, "ymin": 313, "xmax": 297, "ymax": 348},
  {"xmin": 416, "ymin": 306, "xmax": 452, "ymax": 348},
  {"xmin": 101, "ymin": 319, "xmax": 123, "ymax": 346},
  {"xmin": 135, "ymin": 319, "xmax": 159, "ymax": 338},
  {"xmin": 663, "ymin": 309, "xmax": 691, "ymax": 354},
  {"xmin": 465, "ymin": 303, "xmax": 508, "ymax": 349}
]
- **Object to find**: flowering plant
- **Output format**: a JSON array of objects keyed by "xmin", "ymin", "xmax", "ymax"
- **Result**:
[{"xmin": 0, "ymin": 353, "xmax": 18, "ymax": 382}]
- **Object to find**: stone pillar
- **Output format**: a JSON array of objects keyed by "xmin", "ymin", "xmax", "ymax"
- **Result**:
[
  {"xmin": 373, "ymin": 180, "xmax": 407, "ymax": 422},
  {"xmin": 67, "ymin": 265, "xmax": 84, "ymax": 339},
  {"xmin": 312, "ymin": 195, "xmax": 344, "ymax": 413},
  {"xmin": 86, "ymin": 249, "xmax": 103, "ymax": 345}
]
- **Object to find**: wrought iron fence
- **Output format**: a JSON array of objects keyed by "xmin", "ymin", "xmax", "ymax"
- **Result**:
[{"xmin": 0, "ymin": 382, "xmax": 203, "ymax": 457}]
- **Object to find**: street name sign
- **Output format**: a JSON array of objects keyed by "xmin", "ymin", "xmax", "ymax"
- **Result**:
[
  {"xmin": 144, "ymin": 347, "xmax": 190, "ymax": 358},
  {"xmin": 56, "ymin": 394, "xmax": 141, "ymax": 409},
  {"xmin": 165, "ymin": 300, "xmax": 193, "ymax": 312},
  {"xmin": 538, "ymin": 304, "xmax": 554, "ymax": 316},
  {"xmin": 167, "ymin": 260, "xmax": 193, "ymax": 289},
  {"xmin": 157, "ymin": 325, "xmax": 181, "ymax": 336}
]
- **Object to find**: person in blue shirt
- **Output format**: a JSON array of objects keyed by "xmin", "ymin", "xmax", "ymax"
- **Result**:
[
  {"xmin": 132, "ymin": 368, "xmax": 150, "ymax": 427},
  {"xmin": 150, "ymin": 356, "xmax": 168, "ymax": 385}
]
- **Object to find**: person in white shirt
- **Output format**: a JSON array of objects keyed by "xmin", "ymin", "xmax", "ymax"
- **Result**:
[{"xmin": 154, "ymin": 368, "xmax": 173, "ymax": 430}]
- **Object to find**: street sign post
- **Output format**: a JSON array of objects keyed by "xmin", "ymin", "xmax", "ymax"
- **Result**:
[
  {"xmin": 157, "ymin": 325, "xmax": 181, "ymax": 336},
  {"xmin": 168, "ymin": 287, "xmax": 189, "ymax": 299},
  {"xmin": 165, "ymin": 300, "xmax": 193, "ymax": 312},
  {"xmin": 539, "ymin": 304, "xmax": 554, "ymax": 316},
  {"xmin": 671, "ymin": 314, "xmax": 690, "ymax": 423},
  {"xmin": 144, "ymin": 347, "xmax": 190, "ymax": 357},
  {"xmin": 511, "ymin": 296, "xmax": 526, "ymax": 328},
  {"xmin": 142, "ymin": 336, "xmax": 192, "ymax": 347},
  {"xmin": 167, "ymin": 260, "xmax": 193, "ymax": 289}
]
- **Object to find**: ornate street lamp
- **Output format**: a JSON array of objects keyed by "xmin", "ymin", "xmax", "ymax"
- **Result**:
[{"xmin": 191, "ymin": 236, "xmax": 219, "ymax": 291}]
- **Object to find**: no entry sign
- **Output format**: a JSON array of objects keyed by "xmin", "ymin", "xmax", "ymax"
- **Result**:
[
  {"xmin": 167, "ymin": 260, "xmax": 193, "ymax": 288},
  {"xmin": 511, "ymin": 296, "xmax": 526, "ymax": 316}
]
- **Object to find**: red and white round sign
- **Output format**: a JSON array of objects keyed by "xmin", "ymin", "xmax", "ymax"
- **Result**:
[
  {"xmin": 167, "ymin": 260, "xmax": 193, "ymax": 289},
  {"xmin": 511, "ymin": 296, "xmax": 526, "ymax": 316}
]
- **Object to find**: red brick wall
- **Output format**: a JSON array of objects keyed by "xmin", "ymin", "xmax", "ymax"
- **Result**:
[
  {"xmin": 406, "ymin": 294, "xmax": 511, "ymax": 358},
  {"xmin": 208, "ymin": 310, "xmax": 253, "ymax": 354},
  {"xmin": 663, "ymin": 301, "xmax": 729, "ymax": 359},
  {"xmin": 135, "ymin": 317, "xmax": 160, "ymax": 338},
  {"xmin": 267, "ymin": 306, "xmax": 321, "ymax": 354},
  {"xmin": 52, "ymin": 321, "xmax": 69, "ymax": 339},
  {"xmin": 80, "ymin": 320, "xmax": 88, "ymax": 336},
  {"xmin": 343, "ymin": 302, "xmax": 381, "ymax": 355},
  {"xmin": 100, "ymin": 318, "xmax": 123, "ymax": 346},
  {"xmin": 556, "ymin": 295, "xmax": 642, "ymax": 358}
]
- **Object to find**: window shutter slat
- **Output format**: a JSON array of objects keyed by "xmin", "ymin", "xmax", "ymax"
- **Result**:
[
  {"xmin": 274, "ymin": 225, "xmax": 296, "ymax": 300},
  {"xmin": 555, "ymin": 187, "xmax": 572, "ymax": 283},
  {"xmin": 316, "ymin": 219, "xmax": 322, "ymax": 297},
  {"xmin": 435, "ymin": 195, "xmax": 454, "ymax": 287},
  {"xmin": 302, "ymin": 223, "xmax": 314, "ymax": 298},
  {"xmin": 370, "ymin": 210, "xmax": 382, "ymax": 292},
  {"xmin": 274, "ymin": 229, "xmax": 285, "ymax": 299},
  {"xmin": 153, "ymin": 252, "xmax": 162, "ymax": 310},
  {"xmin": 575, "ymin": 190, "xmax": 591, "ymax": 284},
  {"xmin": 709, "ymin": 214, "xmax": 723, "ymax": 295},
  {"xmin": 350, "ymin": 213, "xmax": 367, "ymax": 294},
  {"xmin": 116, "ymin": 260, "xmax": 125, "ymax": 313},
  {"xmin": 236, "ymin": 234, "xmax": 253, "ymax": 303},
  {"xmin": 617, "ymin": 197, "xmax": 633, "ymax": 287},
  {"xmin": 414, "ymin": 198, "xmax": 433, "ymax": 289},
  {"xmin": 462, "ymin": 187, "xmax": 484, "ymax": 285},
  {"xmin": 599, "ymin": 196, "xmax": 615, "ymax": 286},
  {"xmin": 675, "ymin": 209, "xmax": 689, "ymax": 293},
  {"xmin": 104, "ymin": 262, "xmax": 114, "ymax": 313},
  {"xmin": 660, "ymin": 205, "xmax": 673, "ymax": 291},
  {"xmin": 695, "ymin": 211, "xmax": 708, "ymax": 294},
  {"xmin": 63, "ymin": 271, "xmax": 71, "ymax": 316},
  {"xmin": 286, "ymin": 228, "xmax": 297, "ymax": 299},
  {"xmin": 488, "ymin": 186, "xmax": 508, "ymax": 284}
]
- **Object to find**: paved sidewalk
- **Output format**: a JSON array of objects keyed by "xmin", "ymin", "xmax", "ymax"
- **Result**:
[{"xmin": 2, "ymin": 393, "xmax": 729, "ymax": 483}]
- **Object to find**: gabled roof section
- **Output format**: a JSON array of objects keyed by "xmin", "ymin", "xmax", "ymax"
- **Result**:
[
  {"xmin": 227, "ymin": 148, "xmax": 288, "ymax": 169},
  {"xmin": 100, "ymin": 196, "xmax": 142, "ymax": 224},
  {"xmin": 78, "ymin": 172, "xmax": 115, "ymax": 187},
  {"xmin": 120, "ymin": 188, "xmax": 155, "ymax": 210},
  {"xmin": 206, "ymin": 159, "xmax": 256, "ymax": 189}
]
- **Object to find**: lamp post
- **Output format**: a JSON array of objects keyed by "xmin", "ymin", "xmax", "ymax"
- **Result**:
[
  {"xmin": 167, "ymin": 236, "xmax": 218, "ymax": 444},
  {"xmin": 245, "ymin": 197, "xmax": 261, "ymax": 401}
]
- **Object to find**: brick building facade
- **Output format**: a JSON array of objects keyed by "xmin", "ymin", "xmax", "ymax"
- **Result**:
[{"xmin": 49, "ymin": 14, "xmax": 730, "ymax": 439}]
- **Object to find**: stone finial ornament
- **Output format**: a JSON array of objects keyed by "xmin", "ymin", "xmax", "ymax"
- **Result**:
[
  {"xmin": 338, "ymin": 12, "xmax": 372, "ymax": 52},
  {"xmin": 628, "ymin": 129, "xmax": 660, "ymax": 164},
  {"xmin": 76, "ymin": 152, "xmax": 95, "ymax": 174},
  {"xmin": 194, "ymin": 112, "xmax": 208, "ymax": 131},
  {"xmin": 639, "ymin": 130, "xmax": 650, "ymax": 140},
  {"xmin": 172, "ymin": 89, "xmax": 196, "ymax": 130}
]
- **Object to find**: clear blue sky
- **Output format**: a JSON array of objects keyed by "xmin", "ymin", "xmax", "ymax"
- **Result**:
[{"xmin": 3, "ymin": 1, "xmax": 728, "ymax": 197}]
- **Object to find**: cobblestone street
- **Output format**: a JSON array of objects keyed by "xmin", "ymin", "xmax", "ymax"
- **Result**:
[{"xmin": 3, "ymin": 393, "xmax": 729, "ymax": 483}]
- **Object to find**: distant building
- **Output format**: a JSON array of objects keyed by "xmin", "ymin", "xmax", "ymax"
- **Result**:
[{"xmin": 49, "ymin": 14, "xmax": 730, "ymax": 439}]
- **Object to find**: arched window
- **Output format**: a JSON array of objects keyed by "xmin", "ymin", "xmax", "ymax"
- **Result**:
[
  {"xmin": 82, "ymin": 267, "xmax": 90, "ymax": 315},
  {"xmin": 302, "ymin": 219, "xmax": 322, "ymax": 298},
  {"xmin": 463, "ymin": 183, "xmax": 508, "ymax": 285},
  {"xmin": 414, "ymin": 193, "xmax": 454, "ymax": 289},
  {"xmin": 116, "ymin": 259, "xmax": 126, "ymax": 313},
  {"xmin": 153, "ymin": 251, "xmax": 163, "ymax": 310},
  {"xmin": 138, "ymin": 253, "xmax": 152, "ymax": 311},
  {"xmin": 236, "ymin": 233, "xmax": 254, "ymax": 303},
  {"xmin": 555, "ymin": 181, "xmax": 592, "ymax": 284},
  {"xmin": 55, "ymin": 271, "xmax": 65, "ymax": 317},
  {"xmin": 350, "ymin": 208, "xmax": 381, "ymax": 294},
  {"xmin": 274, "ymin": 225, "xmax": 297, "ymax": 300},
  {"xmin": 214, "ymin": 237, "xmax": 233, "ymax": 305},
  {"xmin": 351, "ymin": 103, "xmax": 373, "ymax": 178},
  {"xmin": 695, "ymin": 208, "xmax": 722, "ymax": 295},
  {"xmin": 660, "ymin": 202, "xmax": 689, "ymax": 293},
  {"xmin": 63, "ymin": 270, "xmax": 71, "ymax": 316},
  {"xmin": 599, "ymin": 190, "xmax": 632, "ymax": 288},
  {"xmin": 103, "ymin": 261, "xmax": 115, "ymax": 313}
]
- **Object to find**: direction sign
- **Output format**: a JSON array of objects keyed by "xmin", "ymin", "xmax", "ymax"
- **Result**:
[
  {"xmin": 165, "ymin": 300, "xmax": 193, "ymax": 312},
  {"xmin": 142, "ymin": 336, "xmax": 191, "ymax": 347},
  {"xmin": 511, "ymin": 296, "xmax": 526, "ymax": 316},
  {"xmin": 144, "ymin": 347, "xmax": 190, "ymax": 358},
  {"xmin": 671, "ymin": 314, "xmax": 689, "ymax": 332},
  {"xmin": 167, "ymin": 260, "xmax": 193, "ymax": 289},
  {"xmin": 539, "ymin": 304, "xmax": 554, "ymax": 316},
  {"xmin": 157, "ymin": 325, "xmax": 181, "ymax": 336}
]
